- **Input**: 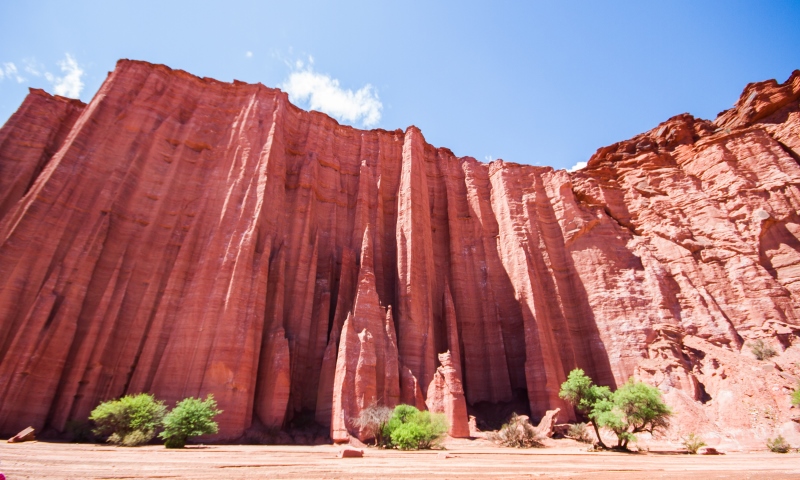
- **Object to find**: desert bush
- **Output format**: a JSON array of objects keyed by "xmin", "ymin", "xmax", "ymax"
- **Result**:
[
  {"xmin": 682, "ymin": 433, "xmax": 706, "ymax": 454},
  {"xmin": 120, "ymin": 430, "xmax": 151, "ymax": 447},
  {"xmin": 559, "ymin": 369, "xmax": 671, "ymax": 450},
  {"xmin": 89, "ymin": 393, "xmax": 167, "ymax": 446},
  {"xmin": 792, "ymin": 383, "xmax": 800, "ymax": 407},
  {"xmin": 159, "ymin": 395, "xmax": 222, "ymax": 448},
  {"xmin": 567, "ymin": 422, "xmax": 592, "ymax": 443},
  {"xmin": 594, "ymin": 378, "xmax": 672, "ymax": 450},
  {"xmin": 767, "ymin": 435, "xmax": 791, "ymax": 453},
  {"xmin": 559, "ymin": 369, "xmax": 612, "ymax": 448},
  {"xmin": 488, "ymin": 413, "xmax": 543, "ymax": 448},
  {"xmin": 750, "ymin": 339, "xmax": 777, "ymax": 361},
  {"xmin": 383, "ymin": 404, "xmax": 448, "ymax": 450},
  {"xmin": 352, "ymin": 403, "xmax": 394, "ymax": 447}
]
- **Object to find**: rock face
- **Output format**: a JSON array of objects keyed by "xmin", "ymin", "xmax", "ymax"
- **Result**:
[
  {"xmin": 426, "ymin": 352, "xmax": 470, "ymax": 438},
  {"xmin": 330, "ymin": 227, "xmax": 401, "ymax": 442},
  {"xmin": 532, "ymin": 408, "xmax": 560, "ymax": 439},
  {"xmin": 0, "ymin": 60, "xmax": 799, "ymax": 445}
]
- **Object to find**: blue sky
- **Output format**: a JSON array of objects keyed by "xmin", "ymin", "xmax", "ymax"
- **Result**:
[{"xmin": 1, "ymin": 1, "xmax": 798, "ymax": 171}]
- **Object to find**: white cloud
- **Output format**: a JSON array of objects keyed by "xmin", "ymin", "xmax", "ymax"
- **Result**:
[
  {"xmin": 246, "ymin": 51, "xmax": 253, "ymax": 58},
  {"xmin": 1, "ymin": 55, "xmax": 85, "ymax": 99},
  {"xmin": 280, "ymin": 56, "xmax": 382, "ymax": 128},
  {"xmin": 485, "ymin": 155, "xmax": 493, "ymax": 162},
  {"xmin": 24, "ymin": 59, "xmax": 43, "ymax": 77},
  {"xmin": 568, "ymin": 161, "xmax": 587, "ymax": 172},
  {"xmin": 50, "ymin": 54, "xmax": 84, "ymax": 99},
  {"xmin": 1, "ymin": 62, "xmax": 25, "ymax": 83}
]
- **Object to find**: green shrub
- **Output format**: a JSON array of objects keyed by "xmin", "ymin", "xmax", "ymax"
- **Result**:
[
  {"xmin": 767, "ymin": 435, "xmax": 791, "ymax": 453},
  {"xmin": 559, "ymin": 370, "xmax": 672, "ymax": 450},
  {"xmin": 594, "ymin": 378, "xmax": 672, "ymax": 449},
  {"xmin": 559, "ymin": 369, "xmax": 612, "ymax": 448},
  {"xmin": 382, "ymin": 405, "xmax": 448, "ymax": 450},
  {"xmin": 488, "ymin": 413, "xmax": 543, "ymax": 448},
  {"xmin": 89, "ymin": 393, "xmax": 167, "ymax": 446},
  {"xmin": 792, "ymin": 383, "xmax": 800, "ymax": 407},
  {"xmin": 682, "ymin": 433, "xmax": 706, "ymax": 454},
  {"xmin": 352, "ymin": 403, "xmax": 395, "ymax": 447},
  {"xmin": 121, "ymin": 430, "xmax": 152, "ymax": 447},
  {"xmin": 159, "ymin": 395, "xmax": 222, "ymax": 448},
  {"xmin": 163, "ymin": 436, "xmax": 186, "ymax": 449},
  {"xmin": 567, "ymin": 422, "xmax": 592, "ymax": 443},
  {"xmin": 750, "ymin": 339, "xmax": 777, "ymax": 361}
]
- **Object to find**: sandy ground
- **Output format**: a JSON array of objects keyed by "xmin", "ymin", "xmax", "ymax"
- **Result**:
[{"xmin": 1, "ymin": 439, "xmax": 799, "ymax": 479}]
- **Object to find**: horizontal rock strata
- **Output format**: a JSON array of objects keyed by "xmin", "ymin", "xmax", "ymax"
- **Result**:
[{"xmin": 0, "ymin": 61, "xmax": 799, "ymax": 445}]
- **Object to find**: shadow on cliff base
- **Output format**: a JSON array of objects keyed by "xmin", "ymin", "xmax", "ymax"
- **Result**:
[
  {"xmin": 467, "ymin": 388, "xmax": 531, "ymax": 431},
  {"xmin": 242, "ymin": 411, "xmax": 331, "ymax": 445}
]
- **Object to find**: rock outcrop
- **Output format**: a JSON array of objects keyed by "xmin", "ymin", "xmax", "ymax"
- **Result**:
[
  {"xmin": 330, "ymin": 227, "xmax": 401, "ymax": 442},
  {"xmin": 532, "ymin": 408, "xmax": 560, "ymax": 439},
  {"xmin": 0, "ymin": 60, "xmax": 799, "ymax": 446},
  {"xmin": 425, "ymin": 352, "xmax": 470, "ymax": 438},
  {"xmin": 8, "ymin": 426, "xmax": 36, "ymax": 443}
]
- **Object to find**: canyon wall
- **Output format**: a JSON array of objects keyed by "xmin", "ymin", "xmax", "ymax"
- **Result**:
[{"xmin": 0, "ymin": 60, "xmax": 799, "ymax": 445}]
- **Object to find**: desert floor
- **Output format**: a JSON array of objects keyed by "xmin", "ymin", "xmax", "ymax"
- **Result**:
[{"xmin": 1, "ymin": 438, "xmax": 799, "ymax": 479}]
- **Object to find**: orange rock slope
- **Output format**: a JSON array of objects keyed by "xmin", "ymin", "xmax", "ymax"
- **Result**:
[{"xmin": 0, "ymin": 60, "xmax": 799, "ymax": 445}]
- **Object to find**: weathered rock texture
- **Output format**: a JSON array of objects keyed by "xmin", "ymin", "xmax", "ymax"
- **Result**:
[
  {"xmin": 0, "ymin": 61, "xmax": 799, "ymax": 445},
  {"xmin": 426, "ymin": 351, "xmax": 470, "ymax": 438}
]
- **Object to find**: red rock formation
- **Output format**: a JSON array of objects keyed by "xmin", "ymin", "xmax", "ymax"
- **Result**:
[
  {"xmin": 338, "ymin": 447, "xmax": 364, "ymax": 458},
  {"xmin": 8, "ymin": 426, "xmax": 35, "ymax": 443},
  {"xmin": 0, "ymin": 89, "xmax": 85, "ymax": 220},
  {"xmin": 330, "ymin": 227, "xmax": 401, "ymax": 442},
  {"xmin": 330, "ymin": 313, "xmax": 359, "ymax": 443},
  {"xmin": 399, "ymin": 365, "xmax": 427, "ymax": 411},
  {"xmin": 0, "ymin": 60, "xmax": 799, "ymax": 446},
  {"xmin": 425, "ymin": 352, "xmax": 470, "ymax": 438},
  {"xmin": 255, "ymin": 329, "xmax": 291, "ymax": 428},
  {"xmin": 315, "ymin": 248, "xmax": 357, "ymax": 427},
  {"xmin": 532, "ymin": 408, "xmax": 560, "ymax": 438},
  {"xmin": 253, "ymin": 244, "xmax": 292, "ymax": 427}
]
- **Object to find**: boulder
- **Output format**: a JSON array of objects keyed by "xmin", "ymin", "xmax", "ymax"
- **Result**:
[
  {"xmin": 533, "ymin": 409, "xmax": 560, "ymax": 438},
  {"xmin": 8, "ymin": 427, "xmax": 35, "ymax": 443},
  {"xmin": 338, "ymin": 447, "xmax": 364, "ymax": 458},
  {"xmin": 698, "ymin": 446, "xmax": 725, "ymax": 455}
]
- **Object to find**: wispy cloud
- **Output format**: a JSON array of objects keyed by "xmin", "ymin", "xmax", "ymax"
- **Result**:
[
  {"xmin": 23, "ymin": 58, "xmax": 44, "ymax": 77},
  {"xmin": 246, "ymin": 51, "xmax": 253, "ymax": 58},
  {"xmin": 1, "ymin": 54, "xmax": 85, "ymax": 99},
  {"xmin": 568, "ymin": 161, "xmax": 587, "ymax": 172},
  {"xmin": 49, "ymin": 54, "xmax": 84, "ymax": 98},
  {"xmin": 280, "ymin": 55, "xmax": 382, "ymax": 128},
  {"xmin": 1, "ymin": 62, "xmax": 25, "ymax": 83}
]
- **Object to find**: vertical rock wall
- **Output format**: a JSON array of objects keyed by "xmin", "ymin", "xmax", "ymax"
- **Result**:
[{"xmin": 0, "ymin": 61, "xmax": 799, "ymax": 444}]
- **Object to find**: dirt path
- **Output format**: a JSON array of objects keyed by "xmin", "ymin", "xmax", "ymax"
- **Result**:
[{"xmin": 1, "ymin": 441, "xmax": 798, "ymax": 479}]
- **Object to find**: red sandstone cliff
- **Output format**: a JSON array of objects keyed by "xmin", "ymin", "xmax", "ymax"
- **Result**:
[{"xmin": 0, "ymin": 61, "xmax": 799, "ymax": 447}]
